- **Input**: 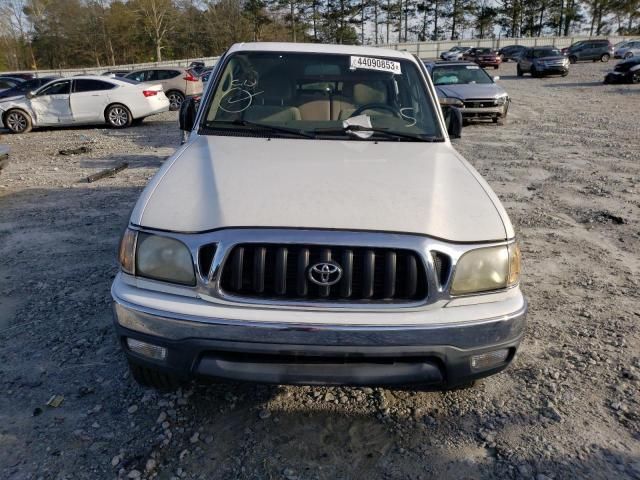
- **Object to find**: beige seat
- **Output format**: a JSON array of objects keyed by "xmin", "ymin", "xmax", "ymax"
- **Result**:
[
  {"xmin": 297, "ymin": 92, "xmax": 331, "ymax": 121},
  {"xmin": 243, "ymin": 106, "xmax": 301, "ymax": 122},
  {"xmin": 243, "ymin": 77, "xmax": 301, "ymax": 123},
  {"xmin": 338, "ymin": 81, "xmax": 389, "ymax": 120}
]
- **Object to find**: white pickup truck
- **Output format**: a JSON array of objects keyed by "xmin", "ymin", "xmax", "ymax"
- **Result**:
[{"xmin": 112, "ymin": 42, "xmax": 527, "ymax": 390}]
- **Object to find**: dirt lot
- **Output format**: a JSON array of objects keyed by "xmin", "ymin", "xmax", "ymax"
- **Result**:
[{"xmin": 1, "ymin": 61, "xmax": 639, "ymax": 480}]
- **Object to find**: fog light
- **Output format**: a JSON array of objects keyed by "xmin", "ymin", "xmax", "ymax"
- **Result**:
[
  {"xmin": 126, "ymin": 338, "xmax": 167, "ymax": 361},
  {"xmin": 470, "ymin": 349, "xmax": 509, "ymax": 371}
]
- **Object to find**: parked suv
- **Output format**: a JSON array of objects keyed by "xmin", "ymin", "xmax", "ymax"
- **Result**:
[
  {"xmin": 124, "ymin": 68, "xmax": 203, "ymax": 110},
  {"xmin": 564, "ymin": 39, "xmax": 613, "ymax": 63},
  {"xmin": 112, "ymin": 42, "xmax": 527, "ymax": 391},
  {"xmin": 517, "ymin": 47, "xmax": 569, "ymax": 77},
  {"xmin": 498, "ymin": 45, "xmax": 527, "ymax": 62}
]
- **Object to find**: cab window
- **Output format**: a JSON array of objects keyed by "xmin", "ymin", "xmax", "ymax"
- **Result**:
[{"xmin": 74, "ymin": 79, "xmax": 115, "ymax": 93}]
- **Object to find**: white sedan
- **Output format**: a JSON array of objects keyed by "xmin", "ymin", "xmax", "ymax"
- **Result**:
[{"xmin": 0, "ymin": 75, "xmax": 170, "ymax": 134}]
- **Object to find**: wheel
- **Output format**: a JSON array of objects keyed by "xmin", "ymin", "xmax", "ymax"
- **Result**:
[
  {"xmin": 561, "ymin": 71, "xmax": 569, "ymax": 77},
  {"xmin": 495, "ymin": 103, "xmax": 508, "ymax": 125},
  {"xmin": 106, "ymin": 104, "xmax": 132, "ymax": 128},
  {"xmin": 632, "ymin": 71, "xmax": 640, "ymax": 84},
  {"xmin": 166, "ymin": 91, "xmax": 185, "ymax": 111},
  {"xmin": 128, "ymin": 361, "xmax": 181, "ymax": 391},
  {"xmin": 569, "ymin": 55, "xmax": 577, "ymax": 64},
  {"xmin": 517, "ymin": 65, "xmax": 523, "ymax": 77},
  {"xmin": 531, "ymin": 66, "xmax": 538, "ymax": 78},
  {"xmin": 4, "ymin": 109, "xmax": 32, "ymax": 134},
  {"xmin": 625, "ymin": 52, "xmax": 633, "ymax": 59}
]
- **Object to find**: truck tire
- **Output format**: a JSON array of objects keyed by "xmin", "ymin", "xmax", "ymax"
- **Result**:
[
  {"xmin": 128, "ymin": 360, "xmax": 181, "ymax": 391},
  {"xmin": 569, "ymin": 55, "xmax": 577, "ymax": 64},
  {"xmin": 516, "ymin": 65, "xmax": 523, "ymax": 77}
]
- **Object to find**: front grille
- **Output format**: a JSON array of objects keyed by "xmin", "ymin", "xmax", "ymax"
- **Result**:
[
  {"xmin": 463, "ymin": 98, "xmax": 498, "ymax": 108},
  {"xmin": 219, "ymin": 244, "xmax": 428, "ymax": 303}
]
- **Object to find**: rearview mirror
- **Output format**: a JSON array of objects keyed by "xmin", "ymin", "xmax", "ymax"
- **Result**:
[{"xmin": 441, "ymin": 105, "xmax": 462, "ymax": 139}]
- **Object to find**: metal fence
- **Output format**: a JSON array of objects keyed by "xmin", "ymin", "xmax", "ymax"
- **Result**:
[
  {"xmin": 4, "ymin": 35, "xmax": 633, "ymax": 77},
  {"xmin": 379, "ymin": 35, "xmax": 632, "ymax": 59},
  {"xmin": 11, "ymin": 56, "xmax": 221, "ymax": 78}
]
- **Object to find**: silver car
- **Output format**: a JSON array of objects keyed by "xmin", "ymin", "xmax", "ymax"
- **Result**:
[
  {"xmin": 440, "ymin": 46, "xmax": 471, "ymax": 61},
  {"xmin": 426, "ymin": 61, "xmax": 510, "ymax": 125},
  {"xmin": 614, "ymin": 40, "xmax": 640, "ymax": 59}
]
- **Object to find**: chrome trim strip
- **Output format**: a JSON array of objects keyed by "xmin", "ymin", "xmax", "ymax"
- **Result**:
[
  {"xmin": 126, "ymin": 226, "xmax": 516, "ymax": 311},
  {"xmin": 113, "ymin": 296, "xmax": 527, "ymax": 349}
]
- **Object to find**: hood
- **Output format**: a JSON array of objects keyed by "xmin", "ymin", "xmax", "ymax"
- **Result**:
[
  {"xmin": 435, "ymin": 83, "xmax": 505, "ymax": 100},
  {"xmin": 0, "ymin": 93, "xmax": 26, "ymax": 103},
  {"xmin": 132, "ymin": 136, "xmax": 512, "ymax": 242}
]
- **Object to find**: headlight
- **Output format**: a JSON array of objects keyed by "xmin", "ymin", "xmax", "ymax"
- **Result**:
[
  {"xmin": 495, "ymin": 96, "xmax": 508, "ymax": 105},
  {"xmin": 136, "ymin": 232, "xmax": 195, "ymax": 285},
  {"xmin": 118, "ymin": 228, "xmax": 195, "ymax": 285},
  {"xmin": 439, "ymin": 97, "xmax": 464, "ymax": 108},
  {"xmin": 451, "ymin": 243, "xmax": 521, "ymax": 295}
]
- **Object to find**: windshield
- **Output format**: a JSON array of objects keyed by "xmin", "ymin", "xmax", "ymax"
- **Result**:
[
  {"xmin": 201, "ymin": 52, "xmax": 443, "ymax": 141},
  {"xmin": 533, "ymin": 48, "xmax": 562, "ymax": 58},
  {"xmin": 432, "ymin": 64, "xmax": 493, "ymax": 85},
  {"xmin": 476, "ymin": 48, "xmax": 493, "ymax": 54}
]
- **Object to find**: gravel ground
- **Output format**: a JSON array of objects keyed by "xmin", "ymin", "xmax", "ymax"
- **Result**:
[{"xmin": 0, "ymin": 61, "xmax": 639, "ymax": 480}]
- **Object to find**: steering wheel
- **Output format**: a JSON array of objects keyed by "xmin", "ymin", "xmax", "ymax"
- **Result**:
[{"xmin": 349, "ymin": 103, "xmax": 402, "ymax": 119}]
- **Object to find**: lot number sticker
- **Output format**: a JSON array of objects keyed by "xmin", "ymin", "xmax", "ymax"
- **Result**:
[{"xmin": 350, "ymin": 56, "xmax": 401, "ymax": 75}]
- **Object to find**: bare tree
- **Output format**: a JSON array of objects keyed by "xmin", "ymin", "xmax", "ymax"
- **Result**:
[{"xmin": 135, "ymin": 0, "xmax": 174, "ymax": 62}]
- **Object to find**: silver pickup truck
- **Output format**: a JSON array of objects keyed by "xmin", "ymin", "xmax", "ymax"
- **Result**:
[{"xmin": 112, "ymin": 42, "xmax": 527, "ymax": 390}]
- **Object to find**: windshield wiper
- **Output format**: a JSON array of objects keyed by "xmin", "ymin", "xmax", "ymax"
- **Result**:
[
  {"xmin": 313, "ymin": 125, "xmax": 444, "ymax": 142},
  {"xmin": 206, "ymin": 119, "xmax": 315, "ymax": 138}
]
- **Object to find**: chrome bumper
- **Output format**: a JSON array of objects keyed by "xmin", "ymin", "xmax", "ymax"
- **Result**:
[{"xmin": 113, "ymin": 297, "xmax": 527, "ymax": 350}]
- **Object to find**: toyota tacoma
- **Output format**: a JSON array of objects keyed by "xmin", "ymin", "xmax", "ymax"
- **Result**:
[{"xmin": 112, "ymin": 42, "xmax": 527, "ymax": 390}]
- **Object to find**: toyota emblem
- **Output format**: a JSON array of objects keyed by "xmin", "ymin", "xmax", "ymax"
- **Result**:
[{"xmin": 308, "ymin": 261, "xmax": 343, "ymax": 286}]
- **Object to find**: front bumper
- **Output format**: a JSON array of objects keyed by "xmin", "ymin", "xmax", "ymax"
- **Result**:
[
  {"xmin": 112, "ymin": 286, "xmax": 528, "ymax": 388},
  {"xmin": 537, "ymin": 65, "xmax": 569, "ymax": 75},
  {"xmin": 461, "ymin": 104, "xmax": 508, "ymax": 119},
  {"xmin": 604, "ymin": 71, "xmax": 632, "ymax": 84}
]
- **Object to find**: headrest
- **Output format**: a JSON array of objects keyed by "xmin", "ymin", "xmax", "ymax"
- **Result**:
[
  {"xmin": 260, "ymin": 76, "xmax": 294, "ymax": 106},
  {"xmin": 350, "ymin": 82, "xmax": 387, "ymax": 105}
]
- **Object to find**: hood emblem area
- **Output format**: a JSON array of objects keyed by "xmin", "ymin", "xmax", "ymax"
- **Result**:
[{"xmin": 308, "ymin": 261, "xmax": 343, "ymax": 286}]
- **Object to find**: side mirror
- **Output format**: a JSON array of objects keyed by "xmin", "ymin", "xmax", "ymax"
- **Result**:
[
  {"xmin": 441, "ymin": 105, "xmax": 462, "ymax": 139},
  {"xmin": 179, "ymin": 95, "xmax": 200, "ymax": 133},
  {"xmin": 26, "ymin": 91, "xmax": 36, "ymax": 99},
  {"xmin": 493, "ymin": 76, "xmax": 500, "ymax": 81}
]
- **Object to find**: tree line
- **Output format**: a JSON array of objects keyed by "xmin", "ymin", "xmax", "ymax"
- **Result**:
[{"xmin": 1, "ymin": 0, "xmax": 638, "ymax": 71}]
